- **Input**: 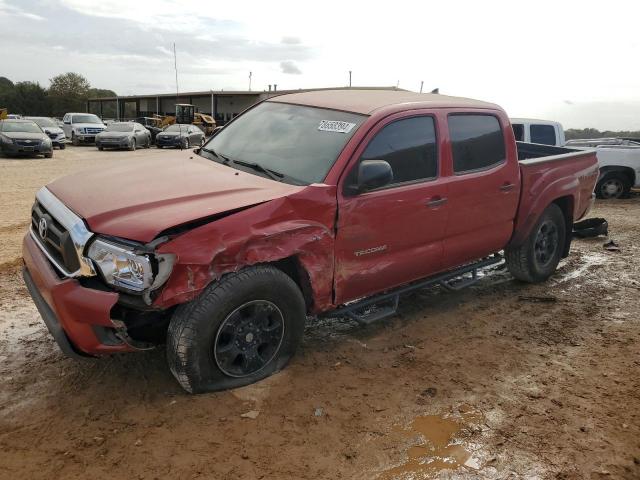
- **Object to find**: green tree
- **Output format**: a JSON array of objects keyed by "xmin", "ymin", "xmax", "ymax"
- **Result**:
[
  {"xmin": 48, "ymin": 72, "xmax": 91, "ymax": 116},
  {"xmin": 87, "ymin": 88, "xmax": 117, "ymax": 98},
  {"xmin": 5, "ymin": 81, "xmax": 50, "ymax": 115}
]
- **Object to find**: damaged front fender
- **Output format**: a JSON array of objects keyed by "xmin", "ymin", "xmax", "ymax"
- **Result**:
[{"xmin": 153, "ymin": 184, "xmax": 337, "ymax": 313}]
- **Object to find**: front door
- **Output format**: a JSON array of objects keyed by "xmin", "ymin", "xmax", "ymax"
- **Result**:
[{"xmin": 334, "ymin": 113, "xmax": 449, "ymax": 304}]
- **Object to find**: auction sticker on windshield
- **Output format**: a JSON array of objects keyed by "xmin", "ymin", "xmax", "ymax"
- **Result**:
[{"xmin": 318, "ymin": 120, "xmax": 356, "ymax": 133}]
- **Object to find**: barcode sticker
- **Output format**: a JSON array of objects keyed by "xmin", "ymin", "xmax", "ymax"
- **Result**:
[{"xmin": 318, "ymin": 120, "xmax": 356, "ymax": 133}]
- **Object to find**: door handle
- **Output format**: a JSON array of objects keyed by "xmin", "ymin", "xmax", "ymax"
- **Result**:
[
  {"xmin": 500, "ymin": 183, "xmax": 515, "ymax": 192},
  {"xmin": 426, "ymin": 196, "xmax": 448, "ymax": 208}
]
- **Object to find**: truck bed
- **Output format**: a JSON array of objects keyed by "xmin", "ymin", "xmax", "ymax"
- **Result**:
[{"xmin": 509, "ymin": 141, "xmax": 599, "ymax": 248}]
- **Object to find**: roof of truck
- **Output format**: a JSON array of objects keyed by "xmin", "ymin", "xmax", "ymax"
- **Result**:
[{"xmin": 267, "ymin": 89, "xmax": 499, "ymax": 115}]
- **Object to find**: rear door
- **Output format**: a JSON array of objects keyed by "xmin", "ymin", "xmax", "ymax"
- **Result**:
[
  {"xmin": 441, "ymin": 112, "xmax": 520, "ymax": 268},
  {"xmin": 334, "ymin": 112, "xmax": 449, "ymax": 303}
]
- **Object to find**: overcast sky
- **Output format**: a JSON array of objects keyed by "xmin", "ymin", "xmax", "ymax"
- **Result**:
[{"xmin": 2, "ymin": 0, "xmax": 639, "ymax": 130}]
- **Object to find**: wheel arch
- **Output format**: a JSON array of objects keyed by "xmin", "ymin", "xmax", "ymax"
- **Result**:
[
  {"xmin": 269, "ymin": 256, "xmax": 314, "ymax": 313},
  {"xmin": 552, "ymin": 195, "xmax": 574, "ymax": 258},
  {"xmin": 598, "ymin": 165, "xmax": 636, "ymax": 185}
]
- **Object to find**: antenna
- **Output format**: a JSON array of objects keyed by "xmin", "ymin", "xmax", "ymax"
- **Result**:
[
  {"xmin": 249, "ymin": 71, "xmax": 252, "ymax": 91},
  {"xmin": 349, "ymin": 70, "xmax": 352, "ymax": 87},
  {"xmin": 420, "ymin": 81, "xmax": 424, "ymax": 93}
]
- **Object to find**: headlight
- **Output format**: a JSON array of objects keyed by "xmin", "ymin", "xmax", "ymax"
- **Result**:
[
  {"xmin": 43, "ymin": 138, "xmax": 52, "ymax": 146},
  {"xmin": 0, "ymin": 136, "xmax": 13, "ymax": 144},
  {"xmin": 88, "ymin": 238, "xmax": 154, "ymax": 293}
]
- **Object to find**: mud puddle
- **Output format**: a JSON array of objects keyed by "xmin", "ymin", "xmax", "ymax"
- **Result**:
[{"xmin": 380, "ymin": 406, "xmax": 485, "ymax": 479}]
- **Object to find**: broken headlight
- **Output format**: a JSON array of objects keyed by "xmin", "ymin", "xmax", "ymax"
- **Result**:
[{"xmin": 88, "ymin": 237, "xmax": 154, "ymax": 293}]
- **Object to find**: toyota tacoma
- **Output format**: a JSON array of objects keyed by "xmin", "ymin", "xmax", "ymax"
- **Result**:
[{"xmin": 22, "ymin": 90, "xmax": 599, "ymax": 393}]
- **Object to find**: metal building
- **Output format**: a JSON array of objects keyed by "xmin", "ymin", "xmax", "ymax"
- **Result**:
[{"xmin": 87, "ymin": 86, "xmax": 400, "ymax": 125}]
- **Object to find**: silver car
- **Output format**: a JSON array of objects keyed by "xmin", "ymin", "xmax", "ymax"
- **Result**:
[
  {"xmin": 95, "ymin": 122, "xmax": 152, "ymax": 151},
  {"xmin": 25, "ymin": 117, "xmax": 67, "ymax": 149}
]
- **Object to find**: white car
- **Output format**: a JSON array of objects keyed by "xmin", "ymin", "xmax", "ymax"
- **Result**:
[
  {"xmin": 62, "ymin": 113, "xmax": 106, "ymax": 145},
  {"xmin": 565, "ymin": 138, "xmax": 640, "ymax": 199}
]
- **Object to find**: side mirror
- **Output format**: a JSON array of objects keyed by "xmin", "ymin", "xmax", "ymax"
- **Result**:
[{"xmin": 357, "ymin": 160, "xmax": 393, "ymax": 193}]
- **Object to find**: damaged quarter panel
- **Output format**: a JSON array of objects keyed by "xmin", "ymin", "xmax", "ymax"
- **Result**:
[{"xmin": 154, "ymin": 184, "xmax": 337, "ymax": 313}]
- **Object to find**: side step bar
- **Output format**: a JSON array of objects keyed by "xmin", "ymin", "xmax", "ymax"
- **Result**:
[{"xmin": 328, "ymin": 254, "xmax": 503, "ymax": 325}]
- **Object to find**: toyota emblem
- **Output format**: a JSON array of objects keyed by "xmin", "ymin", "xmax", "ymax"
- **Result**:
[
  {"xmin": 38, "ymin": 217, "xmax": 48, "ymax": 239},
  {"xmin": 25, "ymin": 140, "xmax": 32, "ymax": 143}
]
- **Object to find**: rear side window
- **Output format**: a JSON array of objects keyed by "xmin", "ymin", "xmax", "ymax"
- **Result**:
[
  {"xmin": 360, "ymin": 116, "xmax": 438, "ymax": 184},
  {"xmin": 530, "ymin": 124, "xmax": 556, "ymax": 145},
  {"xmin": 449, "ymin": 114, "xmax": 506, "ymax": 174},
  {"xmin": 512, "ymin": 124, "xmax": 524, "ymax": 141}
]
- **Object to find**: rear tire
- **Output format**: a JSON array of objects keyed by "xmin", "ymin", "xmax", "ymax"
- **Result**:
[
  {"xmin": 506, "ymin": 203, "xmax": 566, "ymax": 283},
  {"xmin": 595, "ymin": 173, "xmax": 631, "ymax": 199},
  {"xmin": 166, "ymin": 265, "xmax": 306, "ymax": 394}
]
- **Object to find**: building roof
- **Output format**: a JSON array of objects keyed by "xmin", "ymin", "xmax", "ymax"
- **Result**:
[
  {"xmin": 268, "ymin": 89, "xmax": 500, "ymax": 115},
  {"xmin": 87, "ymin": 86, "xmax": 401, "ymax": 102}
]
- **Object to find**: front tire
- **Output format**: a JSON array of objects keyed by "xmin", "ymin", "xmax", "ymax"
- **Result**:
[
  {"xmin": 129, "ymin": 138, "xmax": 136, "ymax": 151},
  {"xmin": 182, "ymin": 138, "xmax": 190, "ymax": 149},
  {"xmin": 166, "ymin": 265, "xmax": 306, "ymax": 394},
  {"xmin": 506, "ymin": 203, "xmax": 566, "ymax": 283},
  {"xmin": 595, "ymin": 173, "xmax": 631, "ymax": 199},
  {"xmin": 59, "ymin": 144, "xmax": 66, "ymax": 150},
  {"xmin": 71, "ymin": 133, "xmax": 79, "ymax": 146},
  {"xmin": 44, "ymin": 152, "xmax": 53, "ymax": 158}
]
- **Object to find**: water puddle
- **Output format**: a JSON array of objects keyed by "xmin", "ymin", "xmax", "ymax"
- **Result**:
[{"xmin": 380, "ymin": 406, "xmax": 484, "ymax": 479}]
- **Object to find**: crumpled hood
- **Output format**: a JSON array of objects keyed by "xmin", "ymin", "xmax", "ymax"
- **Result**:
[{"xmin": 46, "ymin": 155, "xmax": 305, "ymax": 242}]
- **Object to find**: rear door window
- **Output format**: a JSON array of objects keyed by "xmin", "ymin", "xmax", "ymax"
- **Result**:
[
  {"xmin": 448, "ymin": 114, "xmax": 506, "ymax": 174},
  {"xmin": 530, "ymin": 124, "xmax": 557, "ymax": 145},
  {"xmin": 359, "ymin": 116, "xmax": 438, "ymax": 185}
]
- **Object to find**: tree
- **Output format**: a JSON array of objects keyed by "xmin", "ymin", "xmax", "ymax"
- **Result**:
[
  {"xmin": 87, "ymin": 88, "xmax": 117, "ymax": 98},
  {"xmin": 5, "ymin": 81, "xmax": 50, "ymax": 115},
  {"xmin": 48, "ymin": 72, "xmax": 91, "ymax": 116}
]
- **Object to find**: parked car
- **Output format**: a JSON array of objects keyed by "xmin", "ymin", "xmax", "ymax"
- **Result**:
[
  {"xmin": 22, "ymin": 90, "xmax": 598, "ymax": 394},
  {"xmin": 510, "ymin": 118, "xmax": 565, "ymax": 146},
  {"xmin": 0, "ymin": 119, "xmax": 53, "ymax": 158},
  {"xmin": 6, "ymin": 114, "xmax": 23, "ymax": 120},
  {"xmin": 565, "ymin": 137, "xmax": 640, "ymax": 198},
  {"xmin": 95, "ymin": 122, "xmax": 152, "ymax": 151},
  {"xmin": 62, "ymin": 113, "xmax": 106, "ymax": 145},
  {"xmin": 136, "ymin": 117, "xmax": 163, "ymax": 142},
  {"xmin": 155, "ymin": 123, "xmax": 205, "ymax": 148},
  {"xmin": 25, "ymin": 117, "xmax": 66, "ymax": 149}
]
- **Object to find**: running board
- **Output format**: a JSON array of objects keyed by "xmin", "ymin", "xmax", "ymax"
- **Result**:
[{"xmin": 328, "ymin": 254, "xmax": 503, "ymax": 325}]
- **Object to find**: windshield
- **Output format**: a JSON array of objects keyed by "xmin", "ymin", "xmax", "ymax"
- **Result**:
[
  {"xmin": 0, "ymin": 121, "xmax": 42, "ymax": 133},
  {"xmin": 29, "ymin": 117, "xmax": 57, "ymax": 128},
  {"xmin": 72, "ymin": 114, "xmax": 102, "ymax": 124},
  {"xmin": 164, "ymin": 124, "xmax": 185, "ymax": 132},
  {"xmin": 201, "ymin": 102, "xmax": 365, "ymax": 184},
  {"xmin": 106, "ymin": 123, "xmax": 134, "ymax": 132}
]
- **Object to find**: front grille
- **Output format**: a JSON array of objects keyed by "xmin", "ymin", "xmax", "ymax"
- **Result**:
[
  {"xmin": 47, "ymin": 133, "xmax": 57, "ymax": 139},
  {"xmin": 16, "ymin": 139, "xmax": 41, "ymax": 146},
  {"xmin": 85, "ymin": 128, "xmax": 103, "ymax": 134},
  {"xmin": 31, "ymin": 201, "xmax": 81, "ymax": 273}
]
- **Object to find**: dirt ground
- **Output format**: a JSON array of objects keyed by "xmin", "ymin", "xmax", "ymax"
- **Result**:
[{"xmin": 0, "ymin": 147, "xmax": 639, "ymax": 479}]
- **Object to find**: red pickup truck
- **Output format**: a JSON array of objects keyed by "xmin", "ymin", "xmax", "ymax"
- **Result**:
[{"xmin": 22, "ymin": 90, "xmax": 598, "ymax": 393}]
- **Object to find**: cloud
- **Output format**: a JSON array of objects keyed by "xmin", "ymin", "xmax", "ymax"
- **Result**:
[
  {"xmin": 0, "ymin": 0, "xmax": 44, "ymax": 20},
  {"xmin": 280, "ymin": 60, "xmax": 302, "ymax": 75},
  {"xmin": 281, "ymin": 36, "xmax": 301, "ymax": 45}
]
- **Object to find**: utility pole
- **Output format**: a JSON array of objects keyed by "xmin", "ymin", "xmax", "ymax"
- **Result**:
[
  {"xmin": 249, "ymin": 71, "xmax": 252, "ymax": 91},
  {"xmin": 420, "ymin": 80, "xmax": 424, "ymax": 93},
  {"xmin": 349, "ymin": 70, "xmax": 352, "ymax": 87},
  {"xmin": 173, "ymin": 42, "xmax": 179, "ymax": 100}
]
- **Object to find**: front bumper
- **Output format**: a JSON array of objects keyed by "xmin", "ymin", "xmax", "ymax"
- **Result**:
[
  {"xmin": 1, "ymin": 142, "xmax": 53, "ymax": 156},
  {"xmin": 96, "ymin": 139, "xmax": 130, "ymax": 149},
  {"xmin": 155, "ymin": 137, "xmax": 181, "ymax": 147},
  {"xmin": 22, "ymin": 233, "xmax": 134, "ymax": 356}
]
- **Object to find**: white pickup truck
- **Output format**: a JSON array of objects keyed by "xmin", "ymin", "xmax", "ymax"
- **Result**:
[
  {"xmin": 511, "ymin": 118, "xmax": 565, "ymax": 147},
  {"xmin": 512, "ymin": 118, "xmax": 640, "ymax": 199},
  {"xmin": 564, "ymin": 138, "xmax": 640, "ymax": 199}
]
